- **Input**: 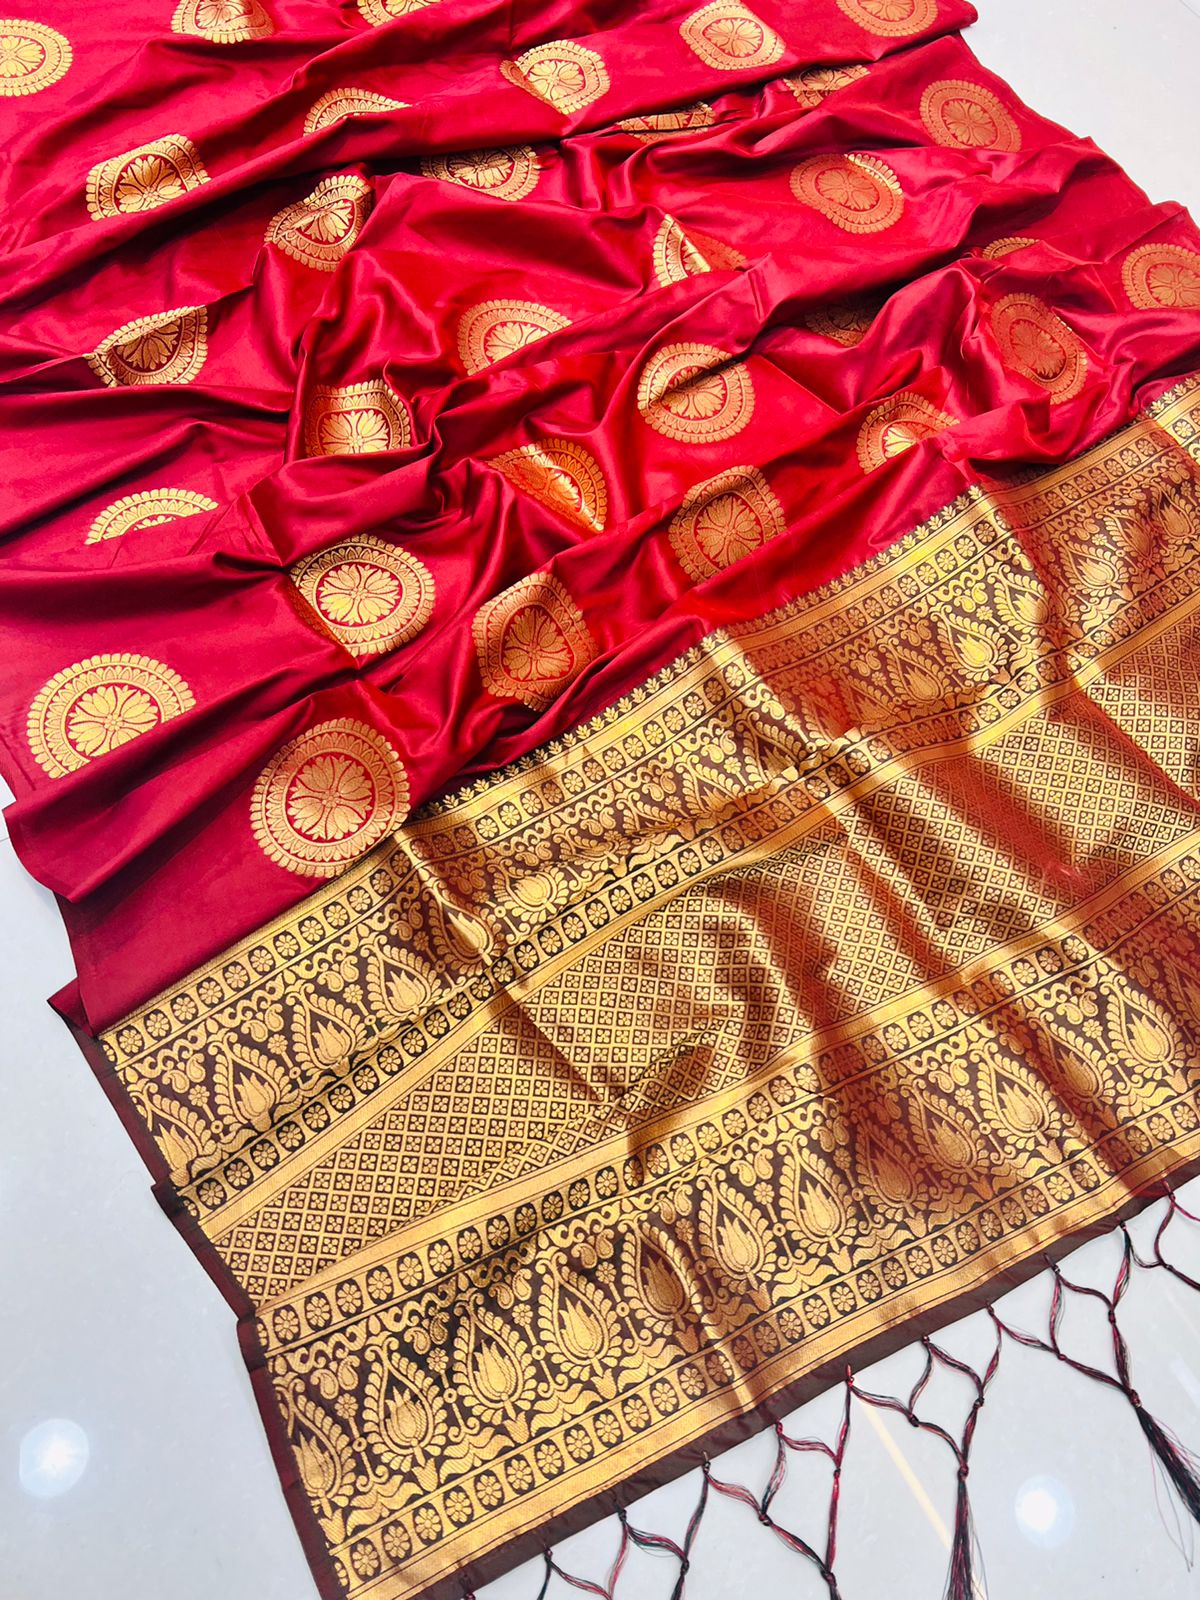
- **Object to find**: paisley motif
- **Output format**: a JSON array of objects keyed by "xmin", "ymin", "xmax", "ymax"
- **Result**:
[
  {"xmin": 171, "ymin": 0, "xmax": 274, "ymax": 41},
  {"xmin": 536, "ymin": 1254, "xmax": 622, "ymax": 1385},
  {"xmin": 668, "ymin": 465, "xmax": 786, "ymax": 580},
  {"xmin": 0, "ymin": 18, "xmax": 70, "ymax": 94},
  {"xmin": 679, "ymin": 2, "xmax": 784, "ymax": 70},
  {"xmin": 472, "ymin": 572, "xmax": 596, "ymax": 710},
  {"xmin": 790, "ymin": 153, "xmax": 904, "ymax": 233},
  {"xmin": 291, "ymin": 534, "xmax": 435, "ymax": 659},
  {"xmin": 920, "ymin": 79, "xmax": 1021, "ymax": 152},
  {"xmin": 420, "ymin": 146, "xmax": 540, "ymax": 203},
  {"xmin": 303, "ymin": 381, "xmax": 412, "ymax": 457},
  {"xmin": 250, "ymin": 718, "xmax": 410, "ymax": 877},
  {"xmin": 836, "ymin": 0, "xmax": 936, "ymax": 36},
  {"xmin": 453, "ymin": 1297, "xmax": 537, "ymax": 1427},
  {"xmin": 618, "ymin": 102, "xmax": 715, "ymax": 142},
  {"xmin": 621, "ymin": 1225, "xmax": 701, "ymax": 1349},
  {"xmin": 488, "ymin": 438, "xmax": 609, "ymax": 533},
  {"xmin": 87, "ymin": 307, "xmax": 208, "ymax": 388},
  {"xmin": 499, "ymin": 40, "xmax": 609, "ymax": 115},
  {"xmin": 855, "ymin": 391, "xmax": 959, "ymax": 472},
  {"xmin": 266, "ymin": 175, "xmax": 373, "ymax": 271},
  {"xmin": 457, "ymin": 299, "xmax": 571, "ymax": 374},
  {"xmin": 360, "ymin": 1337, "xmax": 448, "ymax": 1481},
  {"xmin": 303, "ymin": 88, "xmax": 407, "ymax": 135},
  {"xmin": 1122, "ymin": 243, "xmax": 1200, "ymax": 310},
  {"xmin": 27, "ymin": 654, "xmax": 195, "ymax": 778},
  {"xmin": 636, "ymin": 342, "xmax": 755, "ymax": 443},
  {"xmin": 86, "ymin": 488, "xmax": 218, "ymax": 544},
  {"xmin": 990, "ymin": 292, "xmax": 1088, "ymax": 402},
  {"xmin": 86, "ymin": 136, "xmax": 209, "ymax": 221},
  {"xmin": 652, "ymin": 216, "xmax": 711, "ymax": 287}
]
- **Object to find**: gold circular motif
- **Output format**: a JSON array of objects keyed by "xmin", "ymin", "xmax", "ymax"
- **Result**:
[
  {"xmin": 855, "ymin": 392, "xmax": 958, "ymax": 472},
  {"xmin": 86, "ymin": 136, "xmax": 209, "ymax": 223},
  {"xmin": 920, "ymin": 79, "xmax": 1021, "ymax": 152},
  {"xmin": 266, "ymin": 175, "xmax": 373, "ymax": 271},
  {"xmin": 171, "ymin": 0, "xmax": 274, "ymax": 41},
  {"xmin": 684, "ymin": 228, "xmax": 745, "ymax": 270},
  {"xmin": 27, "ymin": 653, "xmax": 195, "ymax": 779},
  {"xmin": 835, "ymin": 0, "xmax": 936, "ymax": 36},
  {"xmin": 420, "ymin": 146, "xmax": 540, "ymax": 203},
  {"xmin": 669, "ymin": 466, "xmax": 785, "ymax": 581},
  {"xmin": 618, "ymin": 103, "xmax": 715, "ymax": 143},
  {"xmin": 251, "ymin": 718, "xmax": 409, "ymax": 877},
  {"xmin": 456, "ymin": 299, "xmax": 571, "ymax": 375},
  {"xmin": 679, "ymin": 2, "xmax": 784, "ymax": 70},
  {"xmin": 1122, "ymin": 243, "xmax": 1200, "ymax": 310},
  {"xmin": 980, "ymin": 235, "xmax": 1036, "ymax": 259},
  {"xmin": 636, "ymin": 342, "xmax": 755, "ymax": 444},
  {"xmin": 785, "ymin": 63, "xmax": 869, "ymax": 108},
  {"xmin": 87, "ymin": 488, "xmax": 218, "ymax": 544},
  {"xmin": 0, "ymin": 18, "xmax": 70, "ymax": 95},
  {"xmin": 292, "ymin": 535, "xmax": 434, "ymax": 660},
  {"xmin": 991, "ymin": 293, "xmax": 1088, "ymax": 402},
  {"xmin": 87, "ymin": 307, "xmax": 208, "ymax": 388},
  {"xmin": 358, "ymin": 0, "xmax": 440, "ymax": 21},
  {"xmin": 304, "ymin": 88, "xmax": 407, "ymax": 136},
  {"xmin": 789, "ymin": 153, "xmax": 904, "ymax": 234},
  {"xmin": 500, "ymin": 40, "xmax": 609, "ymax": 115},
  {"xmin": 489, "ymin": 438, "xmax": 609, "ymax": 534},
  {"xmin": 804, "ymin": 296, "xmax": 879, "ymax": 346},
  {"xmin": 652, "ymin": 216, "xmax": 711, "ymax": 287},
  {"xmin": 303, "ymin": 381, "xmax": 412, "ymax": 456},
  {"xmin": 472, "ymin": 573, "xmax": 596, "ymax": 711}
]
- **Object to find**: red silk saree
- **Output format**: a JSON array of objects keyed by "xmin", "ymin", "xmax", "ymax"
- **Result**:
[{"xmin": 5, "ymin": 1, "xmax": 1200, "ymax": 1596}]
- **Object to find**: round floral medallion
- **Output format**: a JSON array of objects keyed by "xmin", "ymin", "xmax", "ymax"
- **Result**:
[
  {"xmin": 668, "ymin": 466, "xmax": 786, "ymax": 581},
  {"xmin": 87, "ymin": 306, "xmax": 208, "ymax": 388},
  {"xmin": 1122, "ymin": 243, "xmax": 1200, "ymax": 310},
  {"xmin": 420, "ymin": 146, "xmax": 540, "ymax": 203},
  {"xmin": 87, "ymin": 488, "xmax": 218, "ymax": 543},
  {"xmin": 618, "ymin": 103, "xmax": 715, "ymax": 143},
  {"xmin": 804, "ymin": 295, "xmax": 880, "ymax": 346},
  {"xmin": 500, "ymin": 40, "xmax": 609, "ymax": 115},
  {"xmin": 472, "ymin": 573, "xmax": 596, "ymax": 710},
  {"xmin": 266, "ymin": 174, "xmax": 373, "ymax": 271},
  {"xmin": 291, "ymin": 535, "xmax": 435, "ymax": 659},
  {"xmin": 679, "ymin": 1, "xmax": 784, "ymax": 70},
  {"xmin": 251, "ymin": 718, "xmax": 409, "ymax": 877},
  {"xmin": 0, "ymin": 19, "xmax": 70, "ymax": 96},
  {"xmin": 304, "ymin": 88, "xmax": 407, "ymax": 136},
  {"xmin": 457, "ymin": 299, "xmax": 571, "ymax": 374},
  {"xmin": 835, "ymin": 0, "xmax": 936, "ymax": 37},
  {"xmin": 652, "ymin": 216, "xmax": 711, "ymax": 287},
  {"xmin": 980, "ymin": 235, "xmax": 1037, "ymax": 259},
  {"xmin": 920, "ymin": 79, "xmax": 1021, "ymax": 152},
  {"xmin": 304, "ymin": 381, "xmax": 412, "ymax": 456},
  {"xmin": 789, "ymin": 153, "xmax": 904, "ymax": 234},
  {"xmin": 855, "ymin": 391, "xmax": 958, "ymax": 472},
  {"xmin": 86, "ymin": 136, "xmax": 209, "ymax": 222},
  {"xmin": 990, "ymin": 293, "xmax": 1088, "ymax": 402},
  {"xmin": 785, "ymin": 63, "xmax": 869, "ymax": 108},
  {"xmin": 488, "ymin": 438, "xmax": 609, "ymax": 533},
  {"xmin": 358, "ymin": 0, "xmax": 440, "ymax": 22},
  {"xmin": 636, "ymin": 342, "xmax": 755, "ymax": 444},
  {"xmin": 27, "ymin": 654, "xmax": 195, "ymax": 778},
  {"xmin": 684, "ymin": 228, "xmax": 745, "ymax": 270},
  {"xmin": 171, "ymin": 0, "xmax": 274, "ymax": 41}
]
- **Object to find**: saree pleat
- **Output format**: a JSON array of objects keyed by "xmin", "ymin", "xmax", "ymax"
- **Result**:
[{"xmin": 4, "ymin": 1, "xmax": 1200, "ymax": 1596}]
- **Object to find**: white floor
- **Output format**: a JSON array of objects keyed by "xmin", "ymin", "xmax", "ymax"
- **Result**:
[{"xmin": 4, "ymin": 5, "xmax": 1200, "ymax": 1597}]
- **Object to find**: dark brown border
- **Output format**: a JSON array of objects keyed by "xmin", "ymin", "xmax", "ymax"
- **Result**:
[{"xmin": 60, "ymin": 1000, "xmax": 1200, "ymax": 1600}]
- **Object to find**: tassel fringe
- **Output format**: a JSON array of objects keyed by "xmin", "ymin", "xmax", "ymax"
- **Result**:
[{"xmin": 463, "ymin": 1186, "xmax": 1200, "ymax": 1600}]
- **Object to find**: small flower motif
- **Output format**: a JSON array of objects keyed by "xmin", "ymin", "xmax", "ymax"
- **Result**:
[
  {"xmin": 535, "ymin": 1442, "xmax": 564, "ymax": 1477},
  {"xmin": 382, "ymin": 1524, "xmax": 411, "ymax": 1561},
  {"xmin": 564, "ymin": 1427, "xmax": 594, "ymax": 1462},
  {"xmin": 476, "ymin": 1473, "xmax": 504, "ymax": 1507},
  {"xmin": 445, "ymin": 1489, "xmax": 473, "ymax": 1525},
  {"xmin": 595, "ymin": 1411, "xmax": 622, "ymax": 1446},
  {"xmin": 414, "ymin": 1505, "xmax": 443, "ymax": 1544},
  {"xmin": 506, "ymin": 1457, "xmax": 534, "ymax": 1492},
  {"xmin": 67, "ymin": 683, "xmax": 159, "ymax": 758}
]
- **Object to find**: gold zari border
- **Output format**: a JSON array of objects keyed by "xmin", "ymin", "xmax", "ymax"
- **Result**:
[{"xmin": 102, "ymin": 381, "xmax": 1200, "ymax": 1600}]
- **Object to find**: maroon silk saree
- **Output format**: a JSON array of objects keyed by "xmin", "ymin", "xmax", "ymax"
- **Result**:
[{"xmin": 4, "ymin": 2, "xmax": 1200, "ymax": 1596}]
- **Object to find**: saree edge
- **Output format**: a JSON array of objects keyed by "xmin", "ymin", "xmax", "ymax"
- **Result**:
[{"xmin": 61, "ymin": 999, "xmax": 1200, "ymax": 1600}]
